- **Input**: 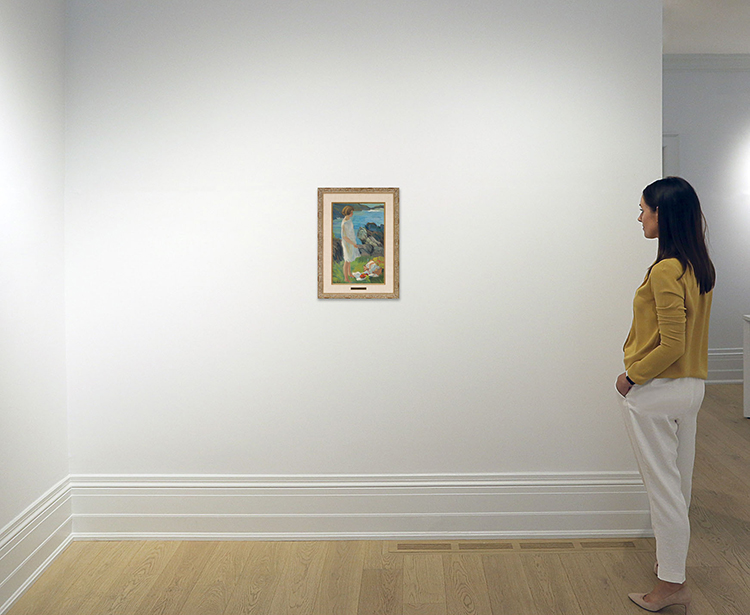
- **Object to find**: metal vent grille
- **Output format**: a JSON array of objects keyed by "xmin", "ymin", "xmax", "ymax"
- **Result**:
[
  {"xmin": 391, "ymin": 538, "xmax": 652, "ymax": 554},
  {"xmin": 519, "ymin": 542, "xmax": 576, "ymax": 550},
  {"xmin": 458, "ymin": 542, "xmax": 514, "ymax": 551},
  {"xmin": 396, "ymin": 543, "xmax": 453, "ymax": 551}
]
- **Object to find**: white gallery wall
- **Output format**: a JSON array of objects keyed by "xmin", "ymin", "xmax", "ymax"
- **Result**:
[
  {"xmin": 0, "ymin": 0, "xmax": 70, "ymax": 609},
  {"xmin": 63, "ymin": 0, "xmax": 663, "ymax": 536},
  {"xmin": 62, "ymin": 0, "xmax": 662, "ymax": 538},
  {"xmin": 664, "ymin": 56, "xmax": 750, "ymax": 382},
  {"xmin": 0, "ymin": 0, "xmax": 68, "ymax": 543}
]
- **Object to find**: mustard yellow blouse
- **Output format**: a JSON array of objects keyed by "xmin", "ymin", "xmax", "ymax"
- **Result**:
[{"xmin": 623, "ymin": 258, "xmax": 712, "ymax": 384}]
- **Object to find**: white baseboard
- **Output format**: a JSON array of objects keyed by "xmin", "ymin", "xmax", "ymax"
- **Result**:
[
  {"xmin": 0, "ymin": 478, "xmax": 73, "ymax": 615},
  {"xmin": 707, "ymin": 348, "xmax": 743, "ymax": 384},
  {"xmin": 69, "ymin": 473, "xmax": 651, "ymax": 541},
  {"xmin": 663, "ymin": 54, "xmax": 750, "ymax": 71}
]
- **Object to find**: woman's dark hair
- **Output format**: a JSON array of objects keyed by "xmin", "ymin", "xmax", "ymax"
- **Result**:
[{"xmin": 642, "ymin": 176, "xmax": 715, "ymax": 294}]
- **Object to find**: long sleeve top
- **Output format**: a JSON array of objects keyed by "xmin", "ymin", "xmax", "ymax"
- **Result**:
[{"xmin": 623, "ymin": 258, "xmax": 712, "ymax": 384}]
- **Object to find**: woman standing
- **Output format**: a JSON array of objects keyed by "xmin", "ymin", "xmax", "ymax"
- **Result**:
[
  {"xmin": 616, "ymin": 177, "xmax": 715, "ymax": 614},
  {"xmin": 340, "ymin": 205, "xmax": 361, "ymax": 283}
]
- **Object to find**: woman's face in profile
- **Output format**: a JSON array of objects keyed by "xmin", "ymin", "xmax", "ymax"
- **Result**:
[{"xmin": 638, "ymin": 196, "xmax": 659, "ymax": 239}]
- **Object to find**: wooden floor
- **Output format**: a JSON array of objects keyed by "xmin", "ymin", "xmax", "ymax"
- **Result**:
[{"xmin": 7, "ymin": 384, "xmax": 749, "ymax": 615}]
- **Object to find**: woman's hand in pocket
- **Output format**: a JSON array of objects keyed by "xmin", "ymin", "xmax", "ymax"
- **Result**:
[{"xmin": 616, "ymin": 372, "xmax": 633, "ymax": 397}]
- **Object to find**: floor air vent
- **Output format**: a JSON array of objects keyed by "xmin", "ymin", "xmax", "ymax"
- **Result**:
[{"xmin": 391, "ymin": 538, "xmax": 652, "ymax": 554}]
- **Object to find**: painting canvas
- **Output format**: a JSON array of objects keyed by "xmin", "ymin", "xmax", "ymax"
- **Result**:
[{"xmin": 318, "ymin": 188, "xmax": 399, "ymax": 299}]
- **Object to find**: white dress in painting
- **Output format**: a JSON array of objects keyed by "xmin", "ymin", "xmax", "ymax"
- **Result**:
[{"xmin": 341, "ymin": 218, "xmax": 361, "ymax": 262}]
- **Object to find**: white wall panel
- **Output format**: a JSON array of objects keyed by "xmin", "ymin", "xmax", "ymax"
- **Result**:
[
  {"xmin": 664, "ymin": 55, "xmax": 750, "ymax": 378},
  {"xmin": 0, "ymin": 0, "xmax": 68, "ymax": 536},
  {"xmin": 64, "ymin": 0, "xmax": 661, "ymax": 490}
]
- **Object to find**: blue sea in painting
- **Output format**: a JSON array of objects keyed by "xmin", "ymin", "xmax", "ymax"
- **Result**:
[{"xmin": 332, "ymin": 207, "xmax": 385, "ymax": 239}]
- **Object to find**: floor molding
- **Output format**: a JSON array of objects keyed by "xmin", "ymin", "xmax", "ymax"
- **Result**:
[
  {"xmin": 707, "ymin": 347, "xmax": 743, "ymax": 384},
  {"xmin": 0, "ymin": 479, "xmax": 72, "ymax": 614},
  {"xmin": 69, "ymin": 473, "xmax": 651, "ymax": 541},
  {"xmin": 664, "ymin": 53, "xmax": 750, "ymax": 71}
]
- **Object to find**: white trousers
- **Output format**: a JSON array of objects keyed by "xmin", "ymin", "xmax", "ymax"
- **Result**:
[{"xmin": 621, "ymin": 377, "xmax": 705, "ymax": 584}]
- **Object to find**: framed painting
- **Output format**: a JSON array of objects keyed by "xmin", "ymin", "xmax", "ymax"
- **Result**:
[{"xmin": 318, "ymin": 187, "xmax": 399, "ymax": 299}]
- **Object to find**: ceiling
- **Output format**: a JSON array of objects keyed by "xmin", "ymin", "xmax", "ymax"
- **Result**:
[{"xmin": 664, "ymin": 0, "xmax": 750, "ymax": 54}]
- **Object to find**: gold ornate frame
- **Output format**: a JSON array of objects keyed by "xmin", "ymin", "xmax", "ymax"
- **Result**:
[{"xmin": 318, "ymin": 187, "xmax": 399, "ymax": 299}]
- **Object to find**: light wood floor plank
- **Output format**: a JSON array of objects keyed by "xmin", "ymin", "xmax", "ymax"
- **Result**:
[
  {"xmin": 267, "ymin": 541, "xmax": 326, "ymax": 615},
  {"xmin": 689, "ymin": 565, "xmax": 750, "ymax": 615},
  {"xmin": 47, "ymin": 541, "xmax": 146, "ymax": 615},
  {"xmin": 442, "ymin": 554, "xmax": 492, "ymax": 615},
  {"xmin": 690, "ymin": 491, "xmax": 750, "ymax": 578},
  {"xmin": 357, "ymin": 568, "xmax": 403, "ymax": 615},
  {"xmin": 135, "ymin": 540, "xmax": 219, "ymax": 615},
  {"xmin": 80, "ymin": 541, "xmax": 180, "ymax": 615},
  {"xmin": 314, "ymin": 541, "xmax": 365, "ymax": 615},
  {"xmin": 693, "ymin": 441, "xmax": 750, "ymax": 502},
  {"xmin": 558, "ymin": 552, "xmax": 632, "ymax": 614},
  {"xmin": 402, "ymin": 605, "xmax": 446, "ymax": 615},
  {"xmin": 520, "ymin": 553, "xmax": 583, "ymax": 615},
  {"xmin": 482, "ymin": 552, "xmax": 535, "ymax": 614},
  {"xmin": 178, "ymin": 541, "xmax": 254, "ymax": 615},
  {"xmin": 688, "ymin": 504, "xmax": 727, "ymax": 569},
  {"xmin": 223, "ymin": 541, "xmax": 284, "ymax": 615},
  {"xmin": 403, "ymin": 553, "xmax": 445, "ymax": 611},
  {"xmin": 682, "ymin": 567, "xmax": 722, "ymax": 615},
  {"xmin": 364, "ymin": 541, "xmax": 402, "ymax": 571},
  {"xmin": 593, "ymin": 551, "xmax": 658, "ymax": 608}
]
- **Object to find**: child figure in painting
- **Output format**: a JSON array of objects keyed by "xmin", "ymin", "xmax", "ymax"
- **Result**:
[
  {"xmin": 365, "ymin": 260, "xmax": 382, "ymax": 277},
  {"xmin": 340, "ymin": 205, "xmax": 361, "ymax": 283},
  {"xmin": 352, "ymin": 260, "xmax": 384, "ymax": 281}
]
